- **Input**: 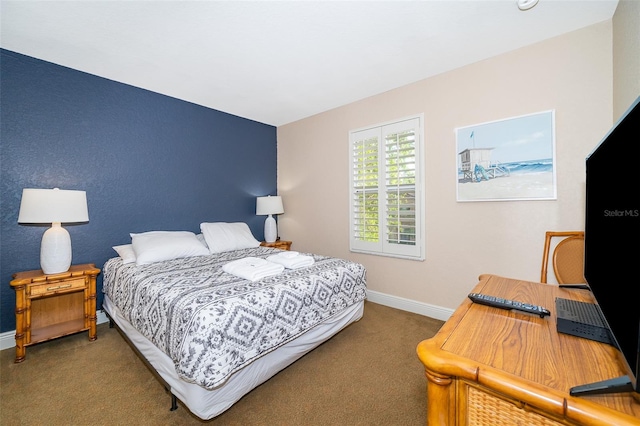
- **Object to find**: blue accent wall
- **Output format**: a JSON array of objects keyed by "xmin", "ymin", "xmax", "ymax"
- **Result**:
[{"xmin": 0, "ymin": 49, "xmax": 277, "ymax": 333}]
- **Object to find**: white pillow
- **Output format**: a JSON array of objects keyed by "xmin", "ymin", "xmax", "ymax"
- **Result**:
[
  {"xmin": 200, "ymin": 222, "xmax": 260, "ymax": 254},
  {"xmin": 130, "ymin": 231, "xmax": 210, "ymax": 266},
  {"xmin": 112, "ymin": 244, "xmax": 137, "ymax": 264},
  {"xmin": 196, "ymin": 233, "xmax": 208, "ymax": 248}
]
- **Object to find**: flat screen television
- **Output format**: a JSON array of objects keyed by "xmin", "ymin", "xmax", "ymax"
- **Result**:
[{"xmin": 574, "ymin": 95, "xmax": 640, "ymax": 396}]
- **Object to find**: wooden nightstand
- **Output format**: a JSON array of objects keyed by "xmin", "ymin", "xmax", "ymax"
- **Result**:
[
  {"xmin": 260, "ymin": 240, "xmax": 292, "ymax": 251},
  {"xmin": 10, "ymin": 263, "xmax": 100, "ymax": 363}
]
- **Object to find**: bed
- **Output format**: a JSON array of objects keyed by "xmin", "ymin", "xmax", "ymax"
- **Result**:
[{"xmin": 101, "ymin": 225, "xmax": 367, "ymax": 420}]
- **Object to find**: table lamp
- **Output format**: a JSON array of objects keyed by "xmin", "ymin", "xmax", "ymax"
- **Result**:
[
  {"xmin": 256, "ymin": 195, "xmax": 284, "ymax": 243},
  {"xmin": 18, "ymin": 188, "xmax": 89, "ymax": 274}
]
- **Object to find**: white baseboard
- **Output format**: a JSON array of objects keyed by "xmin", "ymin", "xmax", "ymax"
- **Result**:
[
  {"xmin": 1, "ymin": 332, "xmax": 13, "ymax": 351},
  {"xmin": 0, "ymin": 294, "xmax": 453, "ymax": 351},
  {"xmin": 365, "ymin": 290, "xmax": 454, "ymax": 322}
]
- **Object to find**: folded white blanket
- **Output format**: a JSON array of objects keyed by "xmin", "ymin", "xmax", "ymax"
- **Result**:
[
  {"xmin": 222, "ymin": 257, "xmax": 284, "ymax": 281},
  {"xmin": 266, "ymin": 251, "xmax": 315, "ymax": 269}
]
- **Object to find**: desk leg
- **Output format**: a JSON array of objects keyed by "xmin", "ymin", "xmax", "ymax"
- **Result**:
[{"xmin": 425, "ymin": 369, "xmax": 455, "ymax": 425}]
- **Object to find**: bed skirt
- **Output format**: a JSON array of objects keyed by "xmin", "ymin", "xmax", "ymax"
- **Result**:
[{"xmin": 103, "ymin": 295, "xmax": 364, "ymax": 420}]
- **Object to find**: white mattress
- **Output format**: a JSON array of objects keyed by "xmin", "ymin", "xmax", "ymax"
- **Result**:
[{"xmin": 103, "ymin": 295, "xmax": 364, "ymax": 420}]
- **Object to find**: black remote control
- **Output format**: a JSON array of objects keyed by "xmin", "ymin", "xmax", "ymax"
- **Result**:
[{"xmin": 468, "ymin": 293, "xmax": 551, "ymax": 318}]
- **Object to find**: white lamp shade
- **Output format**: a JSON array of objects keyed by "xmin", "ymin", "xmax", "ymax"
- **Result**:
[
  {"xmin": 18, "ymin": 188, "xmax": 89, "ymax": 274},
  {"xmin": 18, "ymin": 188, "xmax": 88, "ymax": 223},
  {"xmin": 256, "ymin": 195, "xmax": 284, "ymax": 215}
]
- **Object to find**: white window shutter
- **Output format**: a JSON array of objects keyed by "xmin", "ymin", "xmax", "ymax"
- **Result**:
[
  {"xmin": 349, "ymin": 116, "xmax": 424, "ymax": 260},
  {"xmin": 350, "ymin": 127, "xmax": 382, "ymax": 253},
  {"xmin": 382, "ymin": 118, "xmax": 421, "ymax": 258}
]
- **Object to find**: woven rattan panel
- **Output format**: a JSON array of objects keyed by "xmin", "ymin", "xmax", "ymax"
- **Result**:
[{"xmin": 467, "ymin": 385, "xmax": 565, "ymax": 426}]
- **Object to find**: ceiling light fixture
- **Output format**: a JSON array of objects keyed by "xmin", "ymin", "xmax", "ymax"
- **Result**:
[{"xmin": 517, "ymin": 0, "xmax": 539, "ymax": 11}]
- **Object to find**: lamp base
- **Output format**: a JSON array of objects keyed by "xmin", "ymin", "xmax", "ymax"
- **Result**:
[
  {"xmin": 40, "ymin": 223, "xmax": 72, "ymax": 274},
  {"xmin": 264, "ymin": 215, "xmax": 278, "ymax": 243}
]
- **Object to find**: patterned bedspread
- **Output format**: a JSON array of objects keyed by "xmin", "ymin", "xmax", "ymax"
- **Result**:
[{"xmin": 102, "ymin": 246, "xmax": 367, "ymax": 389}]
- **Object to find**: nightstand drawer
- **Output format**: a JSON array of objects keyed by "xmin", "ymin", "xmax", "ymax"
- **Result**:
[{"xmin": 29, "ymin": 278, "xmax": 86, "ymax": 297}]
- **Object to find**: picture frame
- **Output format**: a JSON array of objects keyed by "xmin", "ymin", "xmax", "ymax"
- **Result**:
[{"xmin": 456, "ymin": 110, "xmax": 556, "ymax": 202}]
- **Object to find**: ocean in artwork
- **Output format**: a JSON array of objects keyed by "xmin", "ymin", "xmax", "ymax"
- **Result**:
[
  {"xmin": 457, "ymin": 158, "xmax": 553, "ymax": 181},
  {"xmin": 457, "ymin": 158, "xmax": 556, "ymax": 201},
  {"xmin": 502, "ymin": 158, "xmax": 553, "ymax": 175},
  {"xmin": 458, "ymin": 158, "xmax": 553, "ymax": 178}
]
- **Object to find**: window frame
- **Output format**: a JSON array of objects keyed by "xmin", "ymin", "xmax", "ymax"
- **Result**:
[{"xmin": 349, "ymin": 114, "xmax": 425, "ymax": 260}]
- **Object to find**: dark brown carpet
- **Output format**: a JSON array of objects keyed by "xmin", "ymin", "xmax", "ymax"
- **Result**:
[{"xmin": 0, "ymin": 301, "xmax": 443, "ymax": 425}]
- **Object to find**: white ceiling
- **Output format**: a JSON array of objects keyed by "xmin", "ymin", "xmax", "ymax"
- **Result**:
[{"xmin": 1, "ymin": 1, "xmax": 618, "ymax": 126}]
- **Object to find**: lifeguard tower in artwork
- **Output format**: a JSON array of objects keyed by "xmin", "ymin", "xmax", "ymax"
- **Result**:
[{"xmin": 458, "ymin": 148, "xmax": 510, "ymax": 182}]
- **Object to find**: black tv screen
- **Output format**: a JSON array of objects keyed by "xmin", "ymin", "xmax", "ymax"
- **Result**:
[{"xmin": 584, "ymin": 95, "xmax": 640, "ymax": 394}]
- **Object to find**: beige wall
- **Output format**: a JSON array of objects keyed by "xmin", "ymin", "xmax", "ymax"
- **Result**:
[
  {"xmin": 277, "ymin": 22, "xmax": 614, "ymax": 314},
  {"xmin": 612, "ymin": 0, "xmax": 640, "ymax": 118}
]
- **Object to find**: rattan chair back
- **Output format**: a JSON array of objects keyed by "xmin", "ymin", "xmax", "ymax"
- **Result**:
[{"xmin": 540, "ymin": 231, "xmax": 585, "ymax": 284}]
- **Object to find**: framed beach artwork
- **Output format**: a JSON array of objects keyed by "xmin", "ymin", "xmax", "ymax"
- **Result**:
[{"xmin": 456, "ymin": 110, "xmax": 556, "ymax": 202}]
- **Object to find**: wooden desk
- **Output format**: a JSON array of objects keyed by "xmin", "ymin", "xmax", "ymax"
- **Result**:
[{"xmin": 416, "ymin": 274, "xmax": 640, "ymax": 425}]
